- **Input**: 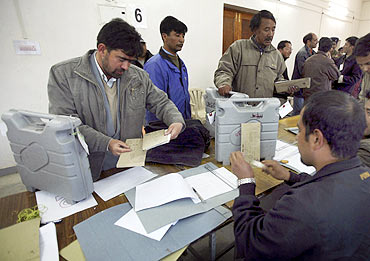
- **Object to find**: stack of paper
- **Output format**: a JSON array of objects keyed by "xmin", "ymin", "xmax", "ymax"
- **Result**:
[
  {"xmin": 134, "ymin": 167, "xmax": 237, "ymax": 212},
  {"xmin": 273, "ymin": 140, "xmax": 316, "ymax": 175},
  {"xmin": 117, "ymin": 130, "xmax": 171, "ymax": 168}
]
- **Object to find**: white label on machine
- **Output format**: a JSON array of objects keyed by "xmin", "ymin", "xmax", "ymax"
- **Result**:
[
  {"xmin": 279, "ymin": 101, "xmax": 293, "ymax": 118},
  {"xmin": 207, "ymin": 111, "xmax": 215, "ymax": 124},
  {"xmin": 76, "ymin": 128, "xmax": 89, "ymax": 155}
]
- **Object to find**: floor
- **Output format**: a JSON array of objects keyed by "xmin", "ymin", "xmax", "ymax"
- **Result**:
[{"xmin": 0, "ymin": 172, "xmax": 236, "ymax": 260}]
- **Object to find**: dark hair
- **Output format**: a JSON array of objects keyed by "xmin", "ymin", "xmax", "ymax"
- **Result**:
[
  {"xmin": 302, "ymin": 90, "xmax": 366, "ymax": 159},
  {"xmin": 318, "ymin": 37, "xmax": 333, "ymax": 52},
  {"xmin": 303, "ymin": 33, "xmax": 314, "ymax": 44},
  {"xmin": 277, "ymin": 40, "xmax": 291, "ymax": 50},
  {"xmin": 346, "ymin": 36, "xmax": 358, "ymax": 47},
  {"xmin": 354, "ymin": 33, "xmax": 370, "ymax": 57},
  {"xmin": 330, "ymin": 37, "xmax": 339, "ymax": 44},
  {"xmin": 97, "ymin": 18, "xmax": 142, "ymax": 57},
  {"xmin": 160, "ymin": 16, "xmax": 187, "ymax": 36},
  {"xmin": 249, "ymin": 10, "xmax": 276, "ymax": 32}
]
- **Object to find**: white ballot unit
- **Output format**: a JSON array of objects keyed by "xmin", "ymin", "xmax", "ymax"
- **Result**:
[
  {"xmin": 2, "ymin": 110, "xmax": 93, "ymax": 202},
  {"xmin": 205, "ymin": 88, "xmax": 280, "ymax": 165}
]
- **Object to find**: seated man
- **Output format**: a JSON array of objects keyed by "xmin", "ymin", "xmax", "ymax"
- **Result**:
[
  {"xmin": 230, "ymin": 90, "xmax": 370, "ymax": 260},
  {"xmin": 144, "ymin": 16, "xmax": 191, "ymax": 124},
  {"xmin": 48, "ymin": 18, "xmax": 184, "ymax": 181}
]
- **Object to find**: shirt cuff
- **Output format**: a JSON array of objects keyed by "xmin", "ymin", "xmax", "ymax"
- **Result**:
[{"xmin": 239, "ymin": 183, "xmax": 256, "ymax": 195}]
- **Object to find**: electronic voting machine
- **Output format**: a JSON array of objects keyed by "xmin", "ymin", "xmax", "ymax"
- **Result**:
[
  {"xmin": 205, "ymin": 88, "xmax": 280, "ymax": 165},
  {"xmin": 2, "ymin": 110, "xmax": 93, "ymax": 202}
]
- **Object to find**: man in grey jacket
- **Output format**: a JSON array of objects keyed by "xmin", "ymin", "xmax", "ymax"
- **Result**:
[
  {"xmin": 48, "ymin": 19, "xmax": 184, "ymax": 181},
  {"xmin": 214, "ymin": 10, "xmax": 288, "ymax": 98}
]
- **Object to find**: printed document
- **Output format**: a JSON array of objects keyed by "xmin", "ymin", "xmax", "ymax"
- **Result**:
[
  {"xmin": 116, "ymin": 138, "xmax": 146, "ymax": 168},
  {"xmin": 35, "ymin": 191, "xmax": 97, "ymax": 224},
  {"xmin": 142, "ymin": 129, "xmax": 171, "ymax": 150}
]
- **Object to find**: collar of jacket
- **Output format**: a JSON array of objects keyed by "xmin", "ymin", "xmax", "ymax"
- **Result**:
[
  {"xmin": 304, "ymin": 45, "xmax": 316, "ymax": 56},
  {"xmin": 159, "ymin": 47, "xmax": 183, "ymax": 70},
  {"xmin": 250, "ymin": 36, "xmax": 276, "ymax": 53},
  {"xmin": 316, "ymin": 51, "xmax": 330, "ymax": 57},
  {"xmin": 74, "ymin": 49, "xmax": 142, "ymax": 87},
  {"xmin": 292, "ymin": 156, "xmax": 363, "ymax": 188}
]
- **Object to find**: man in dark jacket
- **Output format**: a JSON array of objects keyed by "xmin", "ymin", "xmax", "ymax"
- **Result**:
[
  {"xmin": 132, "ymin": 39, "xmax": 153, "ymax": 69},
  {"xmin": 230, "ymin": 90, "xmax": 370, "ymax": 260},
  {"xmin": 302, "ymin": 37, "xmax": 340, "ymax": 101},
  {"xmin": 333, "ymin": 36, "xmax": 362, "ymax": 97}
]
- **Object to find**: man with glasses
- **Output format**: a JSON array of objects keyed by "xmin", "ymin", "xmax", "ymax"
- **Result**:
[{"xmin": 48, "ymin": 18, "xmax": 184, "ymax": 181}]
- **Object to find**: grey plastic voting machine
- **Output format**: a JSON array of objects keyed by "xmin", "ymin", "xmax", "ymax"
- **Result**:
[{"xmin": 1, "ymin": 110, "xmax": 93, "ymax": 202}]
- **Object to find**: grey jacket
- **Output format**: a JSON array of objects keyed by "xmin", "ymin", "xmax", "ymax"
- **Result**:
[
  {"xmin": 214, "ymin": 38, "xmax": 286, "ymax": 98},
  {"xmin": 48, "ymin": 50, "xmax": 184, "ymax": 180}
]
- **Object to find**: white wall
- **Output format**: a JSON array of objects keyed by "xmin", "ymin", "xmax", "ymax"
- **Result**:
[
  {"xmin": 358, "ymin": 0, "xmax": 370, "ymax": 36},
  {"xmin": 0, "ymin": 0, "xmax": 369, "ymax": 169}
]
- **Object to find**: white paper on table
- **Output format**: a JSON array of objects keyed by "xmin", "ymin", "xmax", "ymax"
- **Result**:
[
  {"xmin": 213, "ymin": 167, "xmax": 238, "ymax": 189},
  {"xmin": 185, "ymin": 171, "xmax": 233, "ymax": 201},
  {"xmin": 39, "ymin": 222, "xmax": 59, "ymax": 261},
  {"xmin": 279, "ymin": 101, "xmax": 293, "ymax": 118},
  {"xmin": 36, "ymin": 191, "xmax": 97, "ymax": 224},
  {"xmin": 94, "ymin": 167, "xmax": 157, "ymax": 201},
  {"xmin": 135, "ymin": 173, "xmax": 200, "ymax": 212},
  {"xmin": 114, "ymin": 209, "xmax": 176, "ymax": 241},
  {"xmin": 273, "ymin": 140, "xmax": 316, "ymax": 175}
]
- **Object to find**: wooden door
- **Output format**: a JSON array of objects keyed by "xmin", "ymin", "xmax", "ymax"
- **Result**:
[{"xmin": 223, "ymin": 8, "xmax": 254, "ymax": 54}]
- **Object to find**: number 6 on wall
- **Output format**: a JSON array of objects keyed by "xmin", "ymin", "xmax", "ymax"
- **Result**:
[{"xmin": 128, "ymin": 4, "xmax": 147, "ymax": 28}]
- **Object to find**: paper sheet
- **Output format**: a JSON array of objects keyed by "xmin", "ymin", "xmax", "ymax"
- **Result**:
[
  {"xmin": 185, "ymin": 171, "xmax": 233, "ymax": 201},
  {"xmin": 35, "ymin": 191, "xmax": 97, "ymax": 224},
  {"xmin": 114, "ymin": 209, "xmax": 175, "ymax": 241},
  {"xmin": 241, "ymin": 122, "xmax": 260, "ymax": 162},
  {"xmin": 94, "ymin": 167, "xmax": 157, "ymax": 201},
  {"xmin": 39, "ymin": 222, "xmax": 59, "ymax": 261},
  {"xmin": 59, "ymin": 240, "xmax": 86, "ymax": 261},
  {"xmin": 116, "ymin": 138, "xmax": 146, "ymax": 168},
  {"xmin": 279, "ymin": 101, "xmax": 293, "ymax": 118},
  {"xmin": 142, "ymin": 129, "xmax": 171, "ymax": 150},
  {"xmin": 135, "ymin": 173, "xmax": 200, "ymax": 212},
  {"xmin": 273, "ymin": 140, "xmax": 316, "ymax": 175},
  {"xmin": 0, "ymin": 218, "xmax": 40, "ymax": 261}
]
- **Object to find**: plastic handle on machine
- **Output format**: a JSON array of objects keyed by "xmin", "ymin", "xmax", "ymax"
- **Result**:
[{"xmin": 16, "ymin": 110, "xmax": 57, "ymax": 120}]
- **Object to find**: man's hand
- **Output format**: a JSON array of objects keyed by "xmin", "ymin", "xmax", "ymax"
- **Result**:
[
  {"xmin": 288, "ymin": 86, "xmax": 299, "ymax": 94},
  {"xmin": 230, "ymin": 151, "xmax": 254, "ymax": 179},
  {"xmin": 108, "ymin": 139, "xmax": 131, "ymax": 156},
  {"xmin": 165, "ymin": 122, "xmax": 183, "ymax": 139},
  {"xmin": 261, "ymin": 160, "xmax": 290, "ymax": 181},
  {"xmin": 218, "ymin": 85, "xmax": 232, "ymax": 96}
]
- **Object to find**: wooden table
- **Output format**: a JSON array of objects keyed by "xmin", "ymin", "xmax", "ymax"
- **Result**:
[{"xmin": 0, "ymin": 116, "xmax": 300, "ymax": 258}]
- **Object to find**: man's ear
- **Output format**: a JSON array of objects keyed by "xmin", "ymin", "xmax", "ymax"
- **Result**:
[
  {"xmin": 311, "ymin": 129, "xmax": 325, "ymax": 150},
  {"xmin": 161, "ymin": 33, "xmax": 167, "ymax": 42},
  {"xmin": 97, "ymin": 43, "xmax": 107, "ymax": 54}
]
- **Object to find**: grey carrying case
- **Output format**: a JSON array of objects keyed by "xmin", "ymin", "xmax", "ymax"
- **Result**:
[{"xmin": 1, "ymin": 110, "xmax": 93, "ymax": 202}]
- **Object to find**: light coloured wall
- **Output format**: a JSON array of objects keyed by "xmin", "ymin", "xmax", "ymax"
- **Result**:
[
  {"xmin": 0, "ymin": 0, "xmax": 368, "ymax": 169},
  {"xmin": 358, "ymin": 0, "xmax": 370, "ymax": 36}
]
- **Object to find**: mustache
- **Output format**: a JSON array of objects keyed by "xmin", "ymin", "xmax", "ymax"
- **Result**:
[{"xmin": 265, "ymin": 37, "xmax": 273, "ymax": 41}]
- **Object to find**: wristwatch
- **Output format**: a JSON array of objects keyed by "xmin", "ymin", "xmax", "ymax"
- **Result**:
[{"xmin": 237, "ymin": 178, "xmax": 256, "ymax": 187}]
